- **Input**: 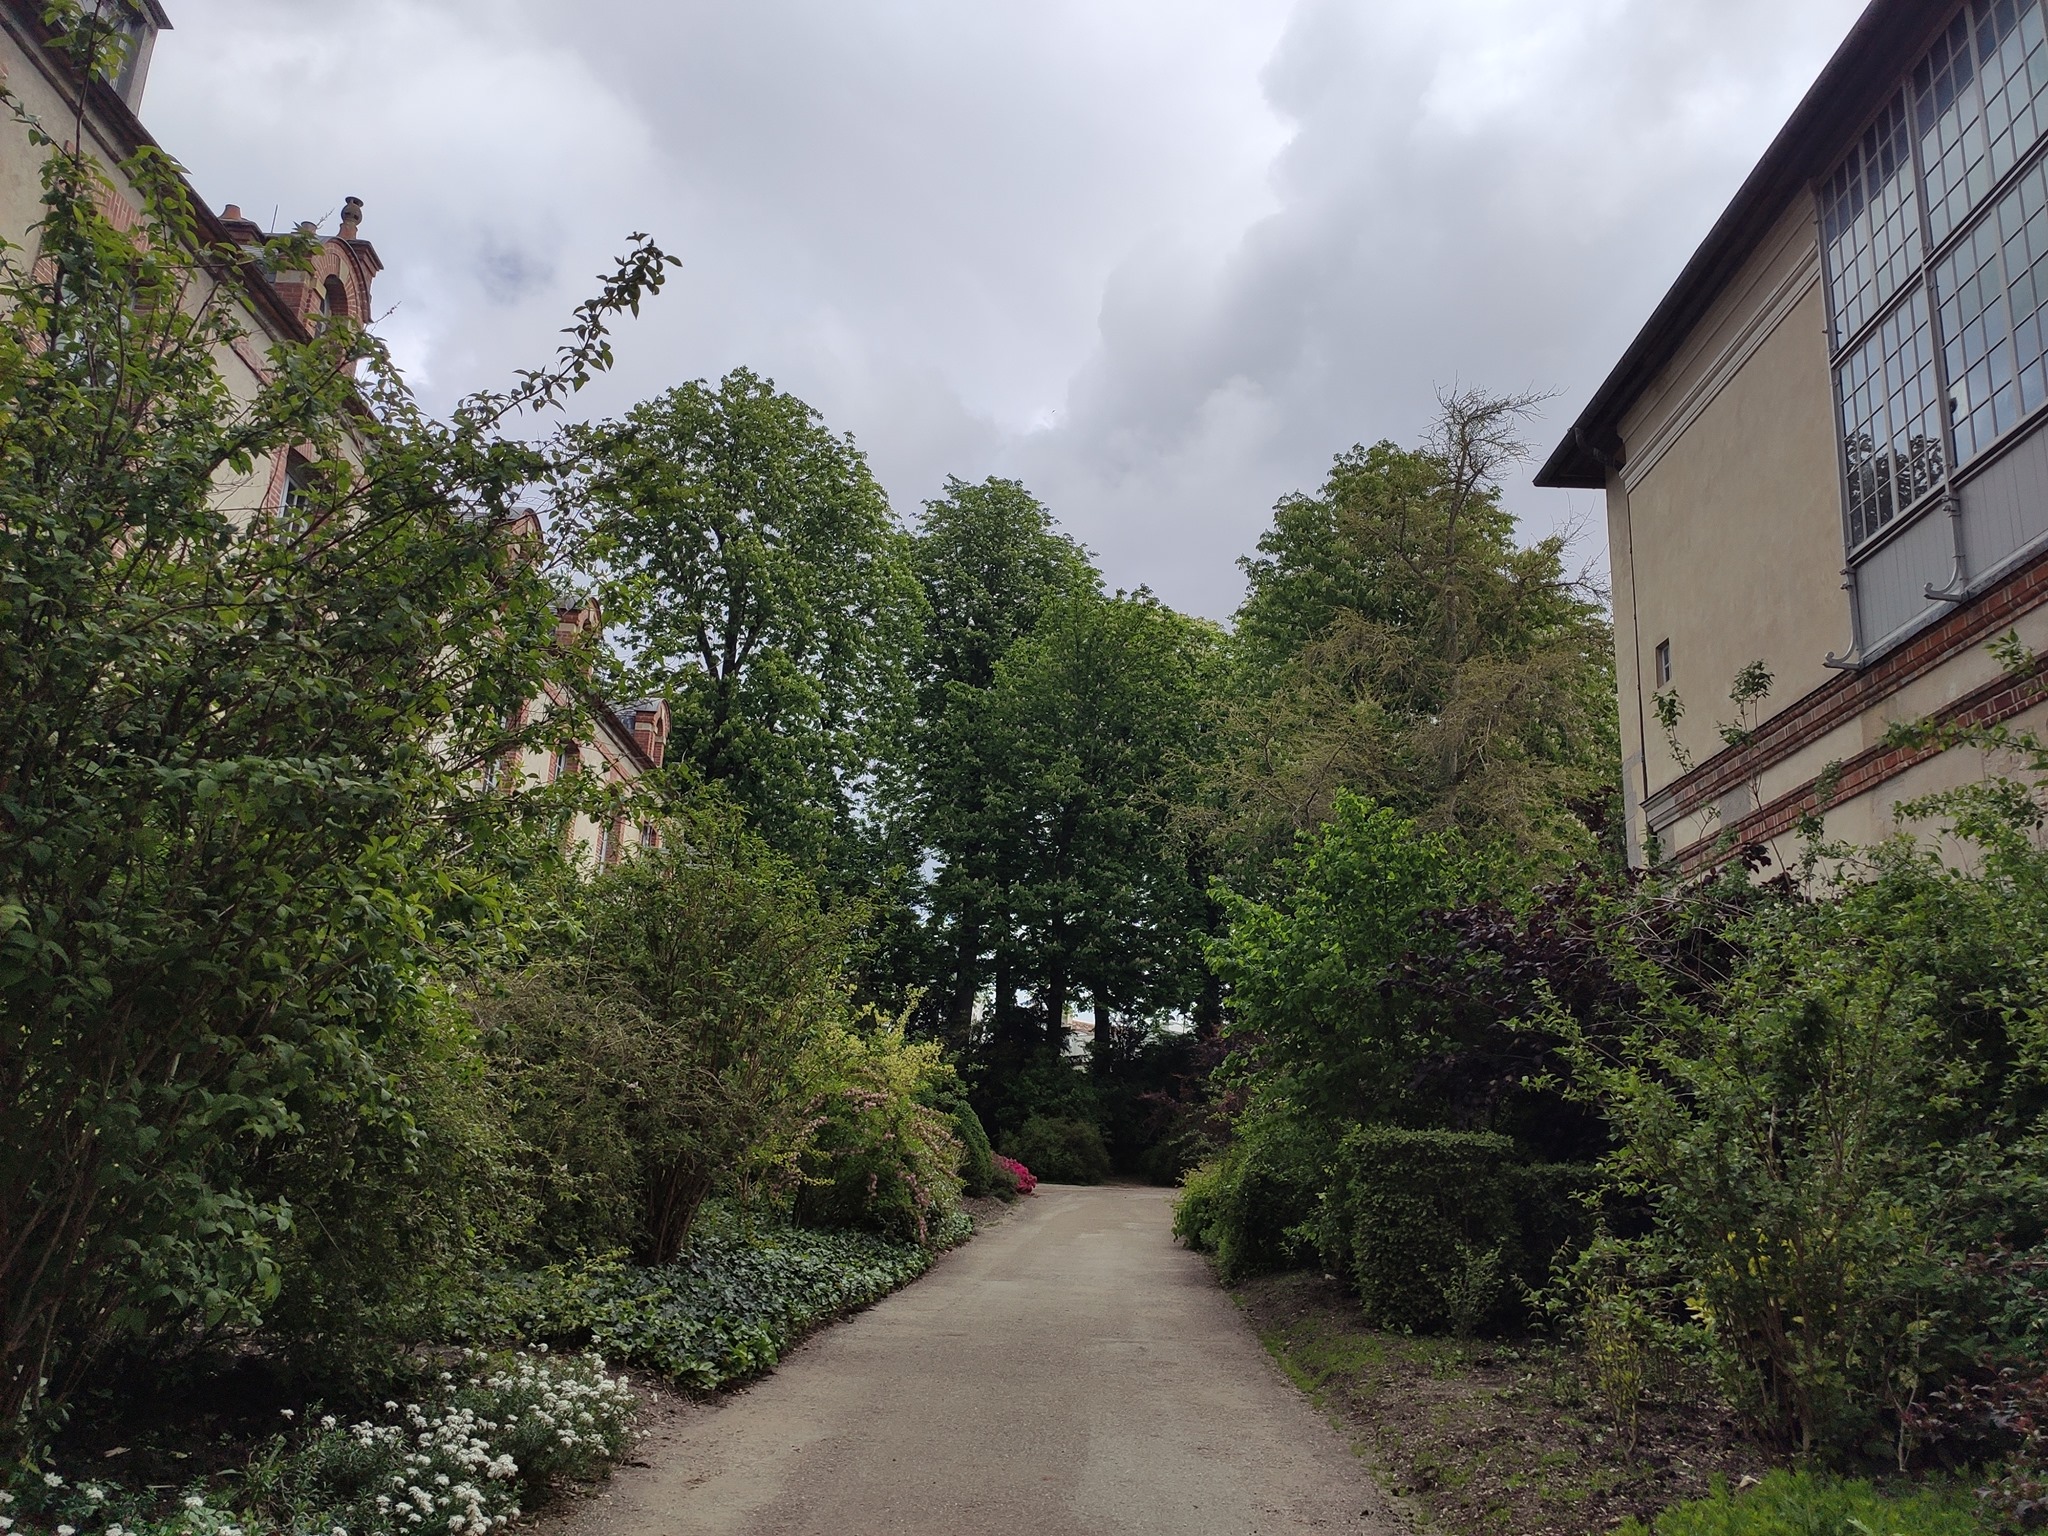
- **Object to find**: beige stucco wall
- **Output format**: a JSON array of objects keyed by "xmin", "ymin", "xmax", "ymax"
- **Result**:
[
  {"xmin": 1609, "ymin": 196, "xmax": 1849, "ymax": 857},
  {"xmin": 0, "ymin": 13, "xmax": 288, "ymax": 520}
]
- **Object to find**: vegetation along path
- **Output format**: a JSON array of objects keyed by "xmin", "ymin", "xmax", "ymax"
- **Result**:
[{"xmin": 559, "ymin": 1186, "xmax": 1400, "ymax": 1535}]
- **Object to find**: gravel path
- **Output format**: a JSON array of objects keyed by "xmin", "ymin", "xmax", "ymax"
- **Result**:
[{"xmin": 556, "ymin": 1184, "xmax": 1401, "ymax": 1535}]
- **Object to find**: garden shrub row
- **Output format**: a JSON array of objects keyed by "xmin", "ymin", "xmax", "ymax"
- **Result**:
[
  {"xmin": 456, "ymin": 1221, "xmax": 970, "ymax": 1390},
  {"xmin": 1315, "ymin": 1127, "xmax": 1593, "ymax": 1335},
  {"xmin": 1176, "ymin": 1122, "xmax": 1589, "ymax": 1332}
]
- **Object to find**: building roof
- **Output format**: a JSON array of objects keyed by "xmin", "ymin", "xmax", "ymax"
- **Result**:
[
  {"xmin": 1535, "ymin": 0, "xmax": 1945, "ymax": 490},
  {"xmin": 1, "ymin": 0, "xmax": 312, "ymax": 346}
]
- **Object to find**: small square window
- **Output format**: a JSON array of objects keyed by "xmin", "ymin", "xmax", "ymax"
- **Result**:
[{"xmin": 1654, "ymin": 639, "xmax": 1673, "ymax": 687}]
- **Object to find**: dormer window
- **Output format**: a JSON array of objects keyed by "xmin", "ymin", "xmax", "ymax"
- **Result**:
[
  {"xmin": 320, "ymin": 275, "xmax": 349, "ymax": 322},
  {"xmin": 92, "ymin": 1, "xmax": 167, "ymax": 112}
]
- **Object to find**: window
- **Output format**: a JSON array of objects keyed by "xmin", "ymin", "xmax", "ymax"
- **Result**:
[
  {"xmin": 550, "ymin": 743, "xmax": 577, "ymax": 782},
  {"xmin": 1837, "ymin": 287, "xmax": 1943, "ymax": 545},
  {"xmin": 596, "ymin": 818, "xmax": 618, "ymax": 867},
  {"xmin": 1822, "ymin": 94, "xmax": 1921, "ymax": 350},
  {"xmin": 1654, "ymin": 639, "xmax": 1673, "ymax": 687},
  {"xmin": 640, "ymin": 824, "xmax": 660, "ymax": 850},
  {"xmin": 1821, "ymin": 0, "xmax": 2048, "ymax": 552},
  {"xmin": 320, "ymin": 275, "xmax": 349, "ymax": 322},
  {"xmin": 1937, "ymin": 146, "xmax": 2048, "ymax": 464},
  {"xmin": 282, "ymin": 461, "xmax": 316, "ymax": 517}
]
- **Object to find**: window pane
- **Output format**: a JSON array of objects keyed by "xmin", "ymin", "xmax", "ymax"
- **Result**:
[
  {"xmin": 1917, "ymin": 11, "xmax": 1990, "ymax": 244},
  {"xmin": 1822, "ymin": 95, "xmax": 1922, "ymax": 348},
  {"xmin": 1837, "ymin": 285, "xmax": 1944, "ymax": 547},
  {"xmin": 1935, "ymin": 148, "xmax": 2048, "ymax": 463},
  {"xmin": 1976, "ymin": 0, "xmax": 2048, "ymax": 189}
]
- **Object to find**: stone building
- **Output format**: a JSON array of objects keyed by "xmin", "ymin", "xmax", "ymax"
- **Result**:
[
  {"xmin": 0, "ymin": 0, "xmax": 665, "ymax": 867},
  {"xmin": 1542, "ymin": 0, "xmax": 2048, "ymax": 872}
]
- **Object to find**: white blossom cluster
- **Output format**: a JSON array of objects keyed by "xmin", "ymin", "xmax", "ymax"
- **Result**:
[{"xmin": 5, "ymin": 1350, "xmax": 634, "ymax": 1536}]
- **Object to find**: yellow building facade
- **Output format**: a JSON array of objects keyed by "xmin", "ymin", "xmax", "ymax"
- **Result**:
[{"xmin": 1543, "ymin": 0, "xmax": 2048, "ymax": 872}]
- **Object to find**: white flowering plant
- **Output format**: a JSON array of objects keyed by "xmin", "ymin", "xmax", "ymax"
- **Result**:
[{"xmin": 1, "ymin": 1349, "xmax": 634, "ymax": 1536}]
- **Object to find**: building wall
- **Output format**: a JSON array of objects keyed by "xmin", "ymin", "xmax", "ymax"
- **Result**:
[
  {"xmin": 1610, "ymin": 198, "xmax": 1847, "ymax": 856},
  {"xmin": 1605, "ymin": 189, "xmax": 2048, "ymax": 873}
]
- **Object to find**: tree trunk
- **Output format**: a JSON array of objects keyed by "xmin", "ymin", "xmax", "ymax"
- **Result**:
[
  {"xmin": 1043, "ymin": 916, "xmax": 1068, "ymax": 1055},
  {"xmin": 947, "ymin": 909, "xmax": 981, "ymax": 1052},
  {"xmin": 643, "ymin": 1157, "xmax": 714, "ymax": 1267}
]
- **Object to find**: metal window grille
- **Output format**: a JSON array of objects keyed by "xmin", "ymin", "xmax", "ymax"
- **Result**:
[
  {"xmin": 1822, "ymin": 94, "xmax": 1922, "ymax": 350},
  {"xmin": 1823, "ymin": 0, "xmax": 2048, "ymax": 551},
  {"xmin": 1837, "ymin": 287, "xmax": 1944, "ymax": 547}
]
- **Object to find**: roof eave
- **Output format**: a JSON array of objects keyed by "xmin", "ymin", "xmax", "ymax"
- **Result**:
[{"xmin": 1534, "ymin": 0, "xmax": 1943, "ymax": 491}]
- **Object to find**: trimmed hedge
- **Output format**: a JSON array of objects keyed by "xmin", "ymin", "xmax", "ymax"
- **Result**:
[
  {"xmin": 925, "ymin": 1079, "xmax": 998, "ymax": 1196},
  {"xmin": 1316, "ymin": 1126, "xmax": 1591, "ymax": 1334},
  {"xmin": 1174, "ymin": 1121, "xmax": 1324, "ymax": 1281}
]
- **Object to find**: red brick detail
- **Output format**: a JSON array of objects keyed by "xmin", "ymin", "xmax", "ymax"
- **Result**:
[
  {"xmin": 1671, "ymin": 665, "xmax": 2048, "ymax": 875},
  {"xmin": 1659, "ymin": 547, "xmax": 2048, "ymax": 824}
]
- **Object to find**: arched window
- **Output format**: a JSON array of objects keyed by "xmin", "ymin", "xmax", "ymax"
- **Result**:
[{"xmin": 320, "ymin": 275, "xmax": 349, "ymax": 321}]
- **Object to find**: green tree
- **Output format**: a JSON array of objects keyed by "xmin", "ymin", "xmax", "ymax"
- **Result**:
[
  {"xmin": 480, "ymin": 810, "xmax": 855, "ymax": 1265},
  {"xmin": 1208, "ymin": 794, "xmax": 1484, "ymax": 1131},
  {"xmin": 1222, "ymin": 390, "xmax": 1617, "ymax": 880},
  {"xmin": 973, "ymin": 590, "xmax": 1222, "ymax": 1052},
  {"xmin": 567, "ymin": 370, "xmax": 927, "ymax": 877},
  {"xmin": 897, "ymin": 477, "xmax": 1098, "ymax": 1042},
  {"xmin": 0, "ymin": 118, "xmax": 674, "ymax": 1434}
]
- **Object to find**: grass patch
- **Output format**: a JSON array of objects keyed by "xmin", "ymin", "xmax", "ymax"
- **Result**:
[{"xmin": 1617, "ymin": 1469, "xmax": 1988, "ymax": 1535}]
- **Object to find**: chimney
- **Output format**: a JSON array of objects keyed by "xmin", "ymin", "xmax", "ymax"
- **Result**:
[
  {"xmin": 339, "ymin": 196, "xmax": 363, "ymax": 240},
  {"xmin": 630, "ymin": 700, "xmax": 671, "ymax": 768}
]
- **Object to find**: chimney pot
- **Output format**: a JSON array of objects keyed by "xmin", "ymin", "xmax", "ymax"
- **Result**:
[
  {"xmin": 339, "ymin": 195, "xmax": 363, "ymax": 239},
  {"xmin": 222, "ymin": 203, "xmax": 241, "ymax": 221}
]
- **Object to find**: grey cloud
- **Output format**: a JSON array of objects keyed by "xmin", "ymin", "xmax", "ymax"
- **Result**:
[{"xmin": 146, "ymin": 0, "xmax": 1865, "ymax": 618}]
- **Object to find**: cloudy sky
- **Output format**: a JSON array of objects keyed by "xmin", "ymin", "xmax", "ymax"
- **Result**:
[{"xmin": 144, "ymin": 0, "xmax": 1867, "ymax": 621}]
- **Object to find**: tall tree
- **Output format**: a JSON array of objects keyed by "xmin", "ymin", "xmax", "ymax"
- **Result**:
[
  {"xmin": 0, "ymin": 127, "xmax": 675, "ymax": 1434},
  {"xmin": 896, "ymin": 478, "xmax": 1098, "ymax": 1041},
  {"xmin": 568, "ymin": 369, "xmax": 926, "ymax": 876},
  {"xmin": 1220, "ymin": 389, "xmax": 1618, "ymax": 880},
  {"xmin": 972, "ymin": 590, "xmax": 1222, "ymax": 1052}
]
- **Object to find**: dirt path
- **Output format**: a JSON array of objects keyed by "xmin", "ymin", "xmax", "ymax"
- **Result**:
[{"xmin": 553, "ymin": 1184, "xmax": 1402, "ymax": 1535}]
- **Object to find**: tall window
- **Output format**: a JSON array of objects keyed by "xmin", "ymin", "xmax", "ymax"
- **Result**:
[{"xmin": 1823, "ymin": 0, "xmax": 2048, "ymax": 551}]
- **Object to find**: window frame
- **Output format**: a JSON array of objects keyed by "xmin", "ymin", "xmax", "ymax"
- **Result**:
[{"xmin": 1822, "ymin": 0, "xmax": 2048, "ymax": 569}]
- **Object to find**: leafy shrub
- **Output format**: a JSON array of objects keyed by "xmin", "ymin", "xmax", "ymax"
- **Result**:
[
  {"xmin": 994, "ymin": 1155, "xmax": 1035, "ymax": 1196},
  {"xmin": 1618, "ymin": 1470, "xmax": 1986, "ymax": 1536},
  {"xmin": 4, "ymin": 1349, "xmax": 634, "ymax": 1536},
  {"xmin": 0, "ymin": 127, "xmax": 675, "ymax": 1436},
  {"xmin": 1208, "ymin": 796, "xmax": 1484, "ymax": 1132},
  {"xmin": 477, "ymin": 818, "xmax": 856, "ymax": 1265},
  {"xmin": 1172, "ymin": 1109, "xmax": 1326, "ymax": 1281},
  {"xmin": 924, "ymin": 1080, "xmax": 997, "ymax": 1196},
  {"xmin": 795, "ymin": 1022, "xmax": 964, "ymax": 1244},
  {"xmin": 455, "ymin": 1227, "xmax": 936, "ymax": 1390},
  {"xmin": 1554, "ymin": 840, "xmax": 2048, "ymax": 1454},
  {"xmin": 1002, "ymin": 1116, "xmax": 1111, "ymax": 1184},
  {"xmin": 1316, "ymin": 1126, "xmax": 1593, "ymax": 1335},
  {"xmin": 257, "ymin": 998, "xmax": 533, "ymax": 1388}
]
